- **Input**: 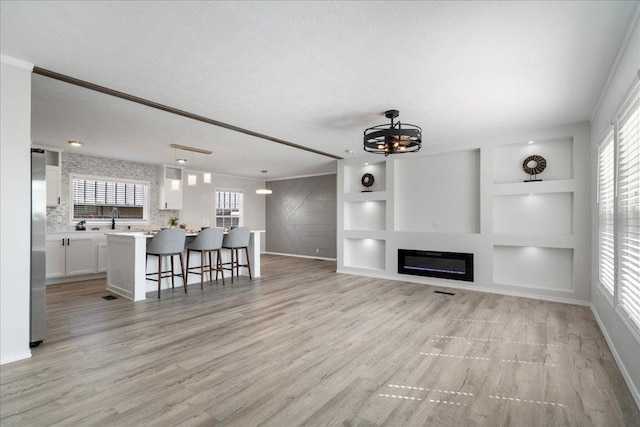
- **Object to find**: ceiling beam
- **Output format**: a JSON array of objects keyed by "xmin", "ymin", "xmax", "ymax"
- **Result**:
[{"xmin": 32, "ymin": 67, "xmax": 343, "ymax": 160}]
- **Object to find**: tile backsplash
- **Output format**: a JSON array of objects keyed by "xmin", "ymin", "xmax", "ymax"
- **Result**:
[{"xmin": 47, "ymin": 152, "xmax": 178, "ymax": 232}]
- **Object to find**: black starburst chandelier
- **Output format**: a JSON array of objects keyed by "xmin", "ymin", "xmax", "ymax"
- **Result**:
[{"xmin": 363, "ymin": 110, "xmax": 422, "ymax": 156}]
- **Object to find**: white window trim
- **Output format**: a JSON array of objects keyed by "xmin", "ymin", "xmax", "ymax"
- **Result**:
[
  {"xmin": 215, "ymin": 188, "xmax": 244, "ymax": 228},
  {"xmin": 613, "ymin": 81, "xmax": 640, "ymax": 341},
  {"xmin": 596, "ymin": 130, "xmax": 616, "ymax": 305},
  {"xmin": 598, "ymin": 76, "xmax": 640, "ymax": 343},
  {"xmin": 69, "ymin": 173, "xmax": 151, "ymax": 225}
]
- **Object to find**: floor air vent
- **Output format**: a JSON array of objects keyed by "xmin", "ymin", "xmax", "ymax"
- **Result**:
[
  {"xmin": 434, "ymin": 290, "xmax": 456, "ymax": 296},
  {"xmin": 102, "ymin": 295, "xmax": 118, "ymax": 300}
]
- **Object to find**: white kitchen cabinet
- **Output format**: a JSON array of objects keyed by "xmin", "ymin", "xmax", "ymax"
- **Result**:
[
  {"xmin": 46, "ymin": 233, "xmax": 102, "ymax": 280},
  {"xmin": 45, "ymin": 150, "xmax": 62, "ymax": 207},
  {"xmin": 158, "ymin": 165, "xmax": 183, "ymax": 210},
  {"xmin": 65, "ymin": 237, "xmax": 97, "ymax": 276},
  {"xmin": 46, "ymin": 165, "xmax": 61, "ymax": 207},
  {"xmin": 97, "ymin": 240, "xmax": 108, "ymax": 273},
  {"xmin": 45, "ymin": 237, "xmax": 66, "ymax": 279}
]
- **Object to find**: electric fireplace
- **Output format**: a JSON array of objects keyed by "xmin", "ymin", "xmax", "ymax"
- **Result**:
[{"xmin": 398, "ymin": 249, "xmax": 474, "ymax": 282}]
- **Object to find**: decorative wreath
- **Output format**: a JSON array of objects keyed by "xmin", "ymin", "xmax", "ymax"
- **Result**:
[
  {"xmin": 361, "ymin": 173, "xmax": 374, "ymax": 187},
  {"xmin": 522, "ymin": 155, "xmax": 547, "ymax": 175}
]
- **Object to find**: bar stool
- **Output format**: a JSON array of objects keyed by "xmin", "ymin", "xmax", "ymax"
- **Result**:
[
  {"xmin": 222, "ymin": 227, "xmax": 252, "ymax": 283},
  {"xmin": 146, "ymin": 228, "xmax": 187, "ymax": 299},
  {"xmin": 186, "ymin": 227, "xmax": 225, "ymax": 289}
]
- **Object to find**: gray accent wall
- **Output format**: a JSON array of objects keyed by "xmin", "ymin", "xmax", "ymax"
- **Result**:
[{"xmin": 266, "ymin": 174, "xmax": 336, "ymax": 259}]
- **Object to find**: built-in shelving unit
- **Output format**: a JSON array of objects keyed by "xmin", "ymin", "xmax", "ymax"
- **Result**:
[
  {"xmin": 338, "ymin": 124, "xmax": 589, "ymax": 304},
  {"xmin": 491, "ymin": 136, "xmax": 578, "ymax": 292},
  {"xmin": 339, "ymin": 159, "xmax": 388, "ymax": 273}
]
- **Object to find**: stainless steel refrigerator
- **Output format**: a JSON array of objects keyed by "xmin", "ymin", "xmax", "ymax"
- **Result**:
[{"xmin": 31, "ymin": 148, "xmax": 46, "ymax": 347}]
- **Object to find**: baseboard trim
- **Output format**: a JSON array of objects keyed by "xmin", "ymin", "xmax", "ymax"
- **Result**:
[
  {"xmin": 47, "ymin": 272, "xmax": 106, "ymax": 286},
  {"xmin": 590, "ymin": 304, "xmax": 640, "ymax": 410},
  {"xmin": 1, "ymin": 350, "xmax": 32, "ymax": 365},
  {"xmin": 263, "ymin": 252, "xmax": 336, "ymax": 261},
  {"xmin": 335, "ymin": 268, "xmax": 590, "ymax": 306}
]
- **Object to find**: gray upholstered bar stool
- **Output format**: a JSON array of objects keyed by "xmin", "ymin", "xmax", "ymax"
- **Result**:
[
  {"xmin": 222, "ymin": 227, "xmax": 252, "ymax": 283},
  {"xmin": 146, "ymin": 228, "xmax": 187, "ymax": 299},
  {"xmin": 186, "ymin": 227, "xmax": 225, "ymax": 289}
]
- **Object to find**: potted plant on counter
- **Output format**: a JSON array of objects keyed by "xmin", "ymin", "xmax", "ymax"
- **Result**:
[{"xmin": 168, "ymin": 216, "xmax": 179, "ymax": 228}]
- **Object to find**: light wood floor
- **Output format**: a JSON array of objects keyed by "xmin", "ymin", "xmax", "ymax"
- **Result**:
[{"xmin": 1, "ymin": 255, "xmax": 638, "ymax": 426}]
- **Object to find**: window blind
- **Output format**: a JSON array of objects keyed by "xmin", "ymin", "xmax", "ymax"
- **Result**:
[
  {"xmin": 72, "ymin": 176, "xmax": 148, "ymax": 220},
  {"xmin": 598, "ymin": 130, "xmax": 615, "ymax": 296},
  {"xmin": 73, "ymin": 178, "xmax": 145, "ymax": 206},
  {"xmin": 616, "ymin": 85, "xmax": 640, "ymax": 333}
]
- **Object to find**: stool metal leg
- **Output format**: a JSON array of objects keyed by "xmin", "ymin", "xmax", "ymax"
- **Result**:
[
  {"xmin": 244, "ymin": 246, "xmax": 252, "ymax": 280},
  {"xmin": 170, "ymin": 255, "xmax": 175, "ymax": 289},
  {"xmin": 186, "ymin": 250, "xmax": 191, "ymax": 285},
  {"xmin": 208, "ymin": 251, "xmax": 213, "ymax": 283},
  {"xmin": 157, "ymin": 254, "xmax": 162, "ymax": 299},
  {"xmin": 179, "ymin": 252, "xmax": 187, "ymax": 293},
  {"xmin": 200, "ymin": 250, "xmax": 205, "ymax": 289},
  {"xmin": 217, "ymin": 250, "xmax": 225, "ymax": 286}
]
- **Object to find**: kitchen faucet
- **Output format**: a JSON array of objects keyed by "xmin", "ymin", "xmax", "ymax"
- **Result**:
[{"xmin": 111, "ymin": 207, "xmax": 119, "ymax": 230}]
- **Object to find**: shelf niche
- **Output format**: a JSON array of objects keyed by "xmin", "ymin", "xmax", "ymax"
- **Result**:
[
  {"xmin": 493, "ymin": 245, "xmax": 573, "ymax": 291},
  {"xmin": 493, "ymin": 192, "xmax": 573, "ymax": 236},
  {"xmin": 344, "ymin": 200, "xmax": 386, "ymax": 231},
  {"xmin": 343, "ymin": 238, "xmax": 385, "ymax": 271},
  {"xmin": 493, "ymin": 137, "xmax": 573, "ymax": 184},
  {"xmin": 344, "ymin": 162, "xmax": 386, "ymax": 194},
  {"xmin": 395, "ymin": 149, "xmax": 480, "ymax": 233}
]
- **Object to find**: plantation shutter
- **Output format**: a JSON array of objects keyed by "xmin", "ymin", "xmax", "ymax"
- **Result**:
[
  {"xmin": 73, "ymin": 178, "xmax": 145, "ymax": 207},
  {"xmin": 598, "ymin": 130, "xmax": 615, "ymax": 296},
  {"xmin": 616, "ymin": 83, "xmax": 640, "ymax": 333}
]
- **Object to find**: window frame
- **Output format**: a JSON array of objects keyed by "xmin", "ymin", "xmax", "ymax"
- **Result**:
[
  {"xmin": 69, "ymin": 173, "xmax": 151, "ymax": 225},
  {"xmin": 613, "ymin": 82, "xmax": 640, "ymax": 340},
  {"xmin": 597, "ymin": 129, "xmax": 616, "ymax": 303},
  {"xmin": 215, "ymin": 188, "xmax": 244, "ymax": 230},
  {"xmin": 597, "ymin": 78, "xmax": 640, "ymax": 343}
]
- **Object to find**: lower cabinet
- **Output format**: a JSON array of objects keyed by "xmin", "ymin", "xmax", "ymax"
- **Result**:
[
  {"xmin": 45, "ymin": 238, "xmax": 66, "ymax": 279},
  {"xmin": 65, "ymin": 237, "xmax": 97, "ymax": 276},
  {"xmin": 97, "ymin": 241, "xmax": 108, "ymax": 273},
  {"xmin": 45, "ymin": 233, "xmax": 107, "ymax": 280}
]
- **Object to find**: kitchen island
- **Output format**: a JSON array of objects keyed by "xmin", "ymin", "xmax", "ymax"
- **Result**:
[{"xmin": 106, "ymin": 230, "xmax": 263, "ymax": 301}]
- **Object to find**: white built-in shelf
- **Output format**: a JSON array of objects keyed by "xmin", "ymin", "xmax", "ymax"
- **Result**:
[
  {"xmin": 342, "ymin": 230, "xmax": 387, "ymax": 240},
  {"xmin": 343, "ymin": 237, "xmax": 386, "ymax": 271},
  {"xmin": 493, "ymin": 245, "xmax": 574, "ymax": 292},
  {"xmin": 344, "ymin": 200, "xmax": 386, "ymax": 231},
  {"xmin": 492, "ymin": 234, "xmax": 575, "ymax": 249},
  {"xmin": 343, "ymin": 190, "xmax": 388, "ymax": 202},
  {"xmin": 493, "ymin": 192, "xmax": 573, "ymax": 236},
  {"xmin": 492, "ymin": 179, "xmax": 575, "ymax": 195},
  {"xmin": 344, "ymin": 161, "xmax": 386, "ymax": 194},
  {"xmin": 493, "ymin": 137, "xmax": 573, "ymax": 184}
]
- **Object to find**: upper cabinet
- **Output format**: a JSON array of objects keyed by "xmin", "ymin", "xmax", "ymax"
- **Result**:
[
  {"xmin": 158, "ymin": 165, "xmax": 183, "ymax": 210},
  {"xmin": 45, "ymin": 150, "xmax": 62, "ymax": 207}
]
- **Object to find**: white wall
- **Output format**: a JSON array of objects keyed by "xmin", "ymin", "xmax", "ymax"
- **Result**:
[
  {"xmin": 182, "ymin": 170, "xmax": 266, "ymax": 249},
  {"xmin": 1, "ymin": 56, "xmax": 33, "ymax": 364},
  {"xmin": 589, "ymin": 12, "xmax": 640, "ymax": 407}
]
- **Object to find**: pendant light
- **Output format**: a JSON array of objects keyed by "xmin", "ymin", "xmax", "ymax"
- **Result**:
[{"xmin": 256, "ymin": 170, "xmax": 272, "ymax": 195}]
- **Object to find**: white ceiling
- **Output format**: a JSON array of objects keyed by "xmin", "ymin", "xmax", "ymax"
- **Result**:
[{"xmin": 1, "ymin": 1, "xmax": 637, "ymax": 179}]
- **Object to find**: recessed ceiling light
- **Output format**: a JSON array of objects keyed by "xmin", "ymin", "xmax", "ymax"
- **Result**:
[
  {"xmin": 176, "ymin": 158, "xmax": 187, "ymax": 164},
  {"xmin": 528, "ymin": 140, "xmax": 535, "ymax": 145},
  {"xmin": 364, "ymin": 162, "xmax": 369, "ymax": 166},
  {"xmin": 68, "ymin": 140, "xmax": 83, "ymax": 147}
]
